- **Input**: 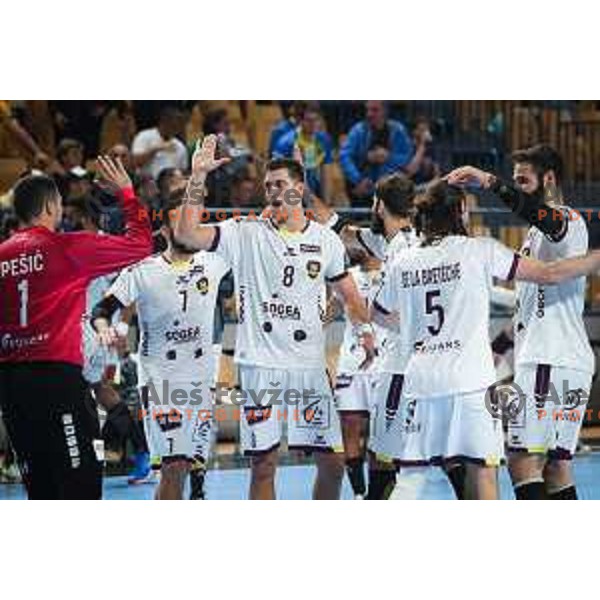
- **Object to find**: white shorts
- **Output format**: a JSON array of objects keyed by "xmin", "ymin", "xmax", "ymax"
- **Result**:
[
  {"xmin": 374, "ymin": 385, "xmax": 504, "ymax": 467},
  {"xmin": 507, "ymin": 364, "xmax": 592, "ymax": 460},
  {"xmin": 368, "ymin": 372, "xmax": 405, "ymax": 459},
  {"xmin": 335, "ymin": 373, "xmax": 377, "ymax": 414},
  {"xmin": 141, "ymin": 380, "xmax": 213, "ymax": 467},
  {"xmin": 238, "ymin": 366, "xmax": 343, "ymax": 455}
]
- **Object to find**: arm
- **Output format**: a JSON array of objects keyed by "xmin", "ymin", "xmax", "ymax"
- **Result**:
[
  {"xmin": 174, "ymin": 135, "xmax": 230, "ymax": 251},
  {"xmin": 385, "ymin": 123, "xmax": 414, "ymax": 172},
  {"xmin": 65, "ymin": 156, "xmax": 153, "ymax": 279},
  {"xmin": 91, "ymin": 294, "xmax": 127, "ymax": 347},
  {"xmin": 402, "ymin": 141, "xmax": 427, "ymax": 177},
  {"xmin": 515, "ymin": 251, "xmax": 600, "ymax": 285},
  {"xmin": 339, "ymin": 125, "xmax": 363, "ymax": 185},
  {"xmin": 447, "ymin": 166, "xmax": 565, "ymax": 239},
  {"xmin": 332, "ymin": 274, "xmax": 376, "ymax": 369}
]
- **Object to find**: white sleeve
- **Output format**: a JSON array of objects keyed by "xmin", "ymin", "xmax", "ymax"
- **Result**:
[
  {"xmin": 479, "ymin": 238, "xmax": 520, "ymax": 282},
  {"xmin": 176, "ymin": 140, "xmax": 189, "ymax": 171},
  {"xmin": 211, "ymin": 219, "xmax": 241, "ymax": 267},
  {"xmin": 108, "ymin": 266, "xmax": 139, "ymax": 306},
  {"xmin": 545, "ymin": 214, "xmax": 589, "ymax": 259},
  {"xmin": 357, "ymin": 227, "xmax": 386, "ymax": 260},
  {"xmin": 373, "ymin": 260, "xmax": 398, "ymax": 314},
  {"xmin": 131, "ymin": 130, "xmax": 150, "ymax": 156},
  {"xmin": 324, "ymin": 231, "xmax": 348, "ymax": 282}
]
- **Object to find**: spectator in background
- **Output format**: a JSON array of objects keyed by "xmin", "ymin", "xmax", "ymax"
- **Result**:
[
  {"xmin": 268, "ymin": 101, "xmax": 304, "ymax": 156},
  {"xmin": 107, "ymin": 143, "xmax": 133, "ymax": 173},
  {"xmin": 340, "ymin": 100, "xmax": 413, "ymax": 204},
  {"xmin": 272, "ymin": 102, "xmax": 333, "ymax": 202},
  {"xmin": 0, "ymin": 100, "xmax": 51, "ymax": 168},
  {"xmin": 230, "ymin": 168, "xmax": 259, "ymax": 207},
  {"xmin": 57, "ymin": 138, "xmax": 85, "ymax": 172},
  {"xmin": 403, "ymin": 116, "xmax": 439, "ymax": 184},
  {"xmin": 203, "ymin": 108, "xmax": 252, "ymax": 205},
  {"xmin": 132, "ymin": 106, "xmax": 188, "ymax": 179}
]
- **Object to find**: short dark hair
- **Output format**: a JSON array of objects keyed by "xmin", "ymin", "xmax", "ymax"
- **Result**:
[
  {"xmin": 12, "ymin": 175, "xmax": 60, "ymax": 224},
  {"xmin": 375, "ymin": 173, "xmax": 415, "ymax": 218},
  {"xmin": 266, "ymin": 158, "xmax": 305, "ymax": 183},
  {"xmin": 414, "ymin": 180, "xmax": 467, "ymax": 242},
  {"xmin": 511, "ymin": 144, "xmax": 564, "ymax": 186},
  {"xmin": 203, "ymin": 109, "xmax": 228, "ymax": 135},
  {"xmin": 56, "ymin": 138, "xmax": 84, "ymax": 163},
  {"xmin": 158, "ymin": 105, "xmax": 182, "ymax": 123}
]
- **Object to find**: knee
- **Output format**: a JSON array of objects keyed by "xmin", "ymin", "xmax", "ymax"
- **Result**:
[
  {"xmin": 316, "ymin": 452, "xmax": 345, "ymax": 480},
  {"xmin": 251, "ymin": 452, "xmax": 277, "ymax": 482},
  {"xmin": 544, "ymin": 460, "xmax": 572, "ymax": 485},
  {"xmin": 508, "ymin": 453, "xmax": 544, "ymax": 484},
  {"xmin": 161, "ymin": 460, "xmax": 189, "ymax": 483}
]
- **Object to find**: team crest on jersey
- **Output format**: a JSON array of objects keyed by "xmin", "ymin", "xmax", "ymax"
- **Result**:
[
  {"xmin": 196, "ymin": 277, "xmax": 209, "ymax": 295},
  {"xmin": 176, "ymin": 265, "xmax": 204, "ymax": 285},
  {"xmin": 306, "ymin": 260, "xmax": 321, "ymax": 279}
]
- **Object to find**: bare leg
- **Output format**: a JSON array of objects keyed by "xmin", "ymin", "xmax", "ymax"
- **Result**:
[
  {"xmin": 340, "ymin": 412, "xmax": 367, "ymax": 460},
  {"xmin": 155, "ymin": 461, "xmax": 189, "ymax": 500},
  {"xmin": 249, "ymin": 449, "xmax": 278, "ymax": 500},
  {"xmin": 313, "ymin": 451, "xmax": 344, "ymax": 500},
  {"xmin": 464, "ymin": 464, "xmax": 498, "ymax": 500},
  {"xmin": 544, "ymin": 459, "xmax": 577, "ymax": 498},
  {"xmin": 508, "ymin": 452, "xmax": 547, "ymax": 499}
]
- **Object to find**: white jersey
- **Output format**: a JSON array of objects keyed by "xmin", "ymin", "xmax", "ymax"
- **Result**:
[
  {"xmin": 211, "ymin": 217, "xmax": 347, "ymax": 370},
  {"xmin": 336, "ymin": 267, "xmax": 387, "ymax": 375},
  {"xmin": 515, "ymin": 208, "xmax": 594, "ymax": 374},
  {"xmin": 108, "ymin": 252, "xmax": 230, "ymax": 386},
  {"xmin": 375, "ymin": 235, "xmax": 519, "ymax": 398},
  {"xmin": 358, "ymin": 226, "xmax": 419, "ymax": 373},
  {"xmin": 82, "ymin": 273, "xmax": 118, "ymax": 383}
]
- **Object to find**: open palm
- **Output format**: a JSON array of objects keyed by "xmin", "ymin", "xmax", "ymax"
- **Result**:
[{"xmin": 191, "ymin": 134, "xmax": 231, "ymax": 176}]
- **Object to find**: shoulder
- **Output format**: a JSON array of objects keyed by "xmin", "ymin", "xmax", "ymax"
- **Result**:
[
  {"xmin": 132, "ymin": 128, "xmax": 155, "ymax": 144},
  {"xmin": 348, "ymin": 121, "xmax": 366, "ymax": 137}
]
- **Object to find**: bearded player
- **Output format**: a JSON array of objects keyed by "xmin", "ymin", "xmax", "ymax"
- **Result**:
[{"xmin": 448, "ymin": 145, "xmax": 594, "ymax": 500}]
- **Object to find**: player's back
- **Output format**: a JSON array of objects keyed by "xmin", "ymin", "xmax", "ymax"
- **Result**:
[
  {"xmin": 0, "ymin": 227, "xmax": 89, "ymax": 364},
  {"xmin": 385, "ymin": 235, "xmax": 518, "ymax": 398}
]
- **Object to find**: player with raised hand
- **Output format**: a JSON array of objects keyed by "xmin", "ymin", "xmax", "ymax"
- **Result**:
[
  {"xmin": 448, "ymin": 146, "xmax": 594, "ymax": 500},
  {"xmin": 0, "ymin": 155, "xmax": 152, "ymax": 499},
  {"xmin": 92, "ymin": 196, "xmax": 230, "ymax": 500},
  {"xmin": 175, "ymin": 135, "xmax": 375, "ymax": 500},
  {"xmin": 373, "ymin": 180, "xmax": 600, "ymax": 499}
]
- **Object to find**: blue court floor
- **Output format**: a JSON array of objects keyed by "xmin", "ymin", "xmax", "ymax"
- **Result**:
[{"xmin": 1, "ymin": 453, "xmax": 600, "ymax": 499}]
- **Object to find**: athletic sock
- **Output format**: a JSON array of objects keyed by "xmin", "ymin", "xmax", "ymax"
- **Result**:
[
  {"xmin": 514, "ymin": 479, "xmax": 548, "ymax": 500},
  {"xmin": 367, "ymin": 468, "xmax": 396, "ymax": 500},
  {"xmin": 345, "ymin": 457, "xmax": 366, "ymax": 497},
  {"xmin": 446, "ymin": 463, "xmax": 467, "ymax": 500},
  {"xmin": 548, "ymin": 485, "xmax": 578, "ymax": 500},
  {"xmin": 190, "ymin": 464, "xmax": 207, "ymax": 500}
]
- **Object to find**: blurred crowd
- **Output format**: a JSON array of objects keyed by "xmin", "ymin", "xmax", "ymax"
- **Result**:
[{"xmin": 0, "ymin": 100, "xmax": 440, "ymax": 242}]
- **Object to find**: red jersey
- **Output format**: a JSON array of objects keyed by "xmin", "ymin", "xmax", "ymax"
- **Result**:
[{"xmin": 0, "ymin": 187, "xmax": 152, "ymax": 366}]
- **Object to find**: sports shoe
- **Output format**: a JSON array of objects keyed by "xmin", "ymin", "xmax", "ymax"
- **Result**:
[{"xmin": 127, "ymin": 451, "xmax": 152, "ymax": 484}]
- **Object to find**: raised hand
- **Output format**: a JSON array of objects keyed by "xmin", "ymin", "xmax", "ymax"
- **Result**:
[
  {"xmin": 96, "ymin": 154, "xmax": 133, "ymax": 190},
  {"xmin": 191, "ymin": 134, "xmax": 231, "ymax": 177}
]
